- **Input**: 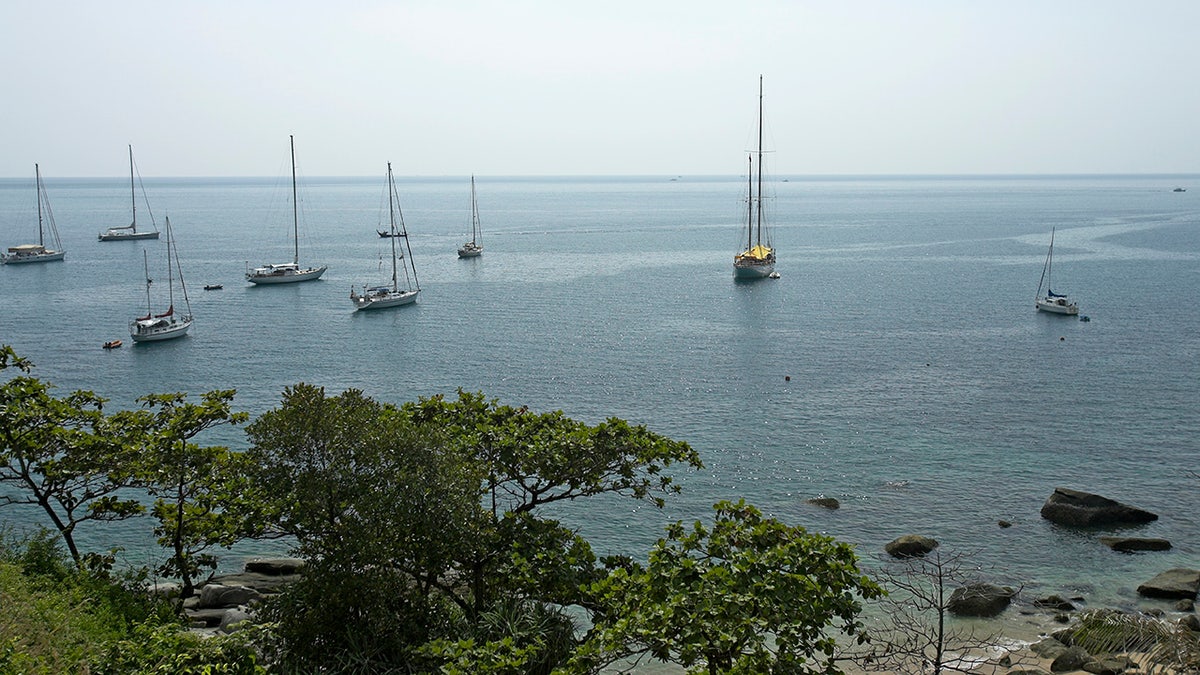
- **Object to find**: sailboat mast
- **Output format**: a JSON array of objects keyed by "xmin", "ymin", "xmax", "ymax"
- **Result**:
[
  {"xmin": 755, "ymin": 74, "xmax": 764, "ymax": 246},
  {"xmin": 746, "ymin": 155, "xmax": 754, "ymax": 251},
  {"xmin": 470, "ymin": 175, "xmax": 479, "ymax": 244},
  {"xmin": 290, "ymin": 135, "xmax": 299, "ymax": 266},
  {"xmin": 143, "ymin": 249, "xmax": 152, "ymax": 316},
  {"xmin": 35, "ymin": 164, "xmax": 44, "ymax": 247},
  {"xmin": 387, "ymin": 163, "xmax": 398, "ymax": 292},
  {"xmin": 165, "ymin": 218, "xmax": 175, "ymax": 311},
  {"xmin": 129, "ymin": 145, "xmax": 137, "ymax": 232}
]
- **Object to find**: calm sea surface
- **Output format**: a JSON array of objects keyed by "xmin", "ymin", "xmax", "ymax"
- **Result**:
[{"xmin": 1, "ymin": 173, "xmax": 1198, "ymax": 626}]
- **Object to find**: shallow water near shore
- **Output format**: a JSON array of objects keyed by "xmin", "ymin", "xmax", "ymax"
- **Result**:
[{"xmin": 2, "ymin": 174, "xmax": 1198, "ymax": 641}]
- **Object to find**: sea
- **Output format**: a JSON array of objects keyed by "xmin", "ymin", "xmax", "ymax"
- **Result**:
[{"xmin": 1, "ymin": 172, "xmax": 1198, "ymax": 641}]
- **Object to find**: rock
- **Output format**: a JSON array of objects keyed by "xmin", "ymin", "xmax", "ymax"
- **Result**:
[
  {"xmin": 1083, "ymin": 656, "xmax": 1127, "ymax": 675},
  {"xmin": 1033, "ymin": 594, "xmax": 1076, "ymax": 611},
  {"xmin": 210, "ymin": 571, "xmax": 300, "ymax": 594},
  {"xmin": 1007, "ymin": 669, "xmax": 1051, "ymax": 675},
  {"xmin": 198, "ymin": 583, "xmax": 262, "ymax": 609},
  {"xmin": 219, "ymin": 607, "xmax": 253, "ymax": 633},
  {"xmin": 998, "ymin": 520, "xmax": 1013, "ymax": 528},
  {"xmin": 1030, "ymin": 637, "xmax": 1069, "ymax": 659},
  {"xmin": 948, "ymin": 583, "xmax": 1016, "ymax": 617},
  {"xmin": 147, "ymin": 581, "xmax": 181, "ymax": 598},
  {"xmin": 805, "ymin": 497, "xmax": 840, "ymax": 509},
  {"xmin": 884, "ymin": 534, "xmax": 939, "ymax": 558},
  {"xmin": 1176, "ymin": 598, "xmax": 1195, "ymax": 612},
  {"xmin": 185, "ymin": 607, "xmax": 230, "ymax": 628},
  {"xmin": 1099, "ymin": 536, "xmax": 1171, "ymax": 552},
  {"xmin": 244, "ymin": 557, "xmax": 306, "ymax": 576},
  {"xmin": 1136, "ymin": 568, "xmax": 1200, "ymax": 600},
  {"xmin": 1049, "ymin": 645, "xmax": 1090, "ymax": 672},
  {"xmin": 1180, "ymin": 614, "xmax": 1200, "ymax": 632},
  {"xmin": 1040, "ymin": 488, "xmax": 1158, "ymax": 527}
]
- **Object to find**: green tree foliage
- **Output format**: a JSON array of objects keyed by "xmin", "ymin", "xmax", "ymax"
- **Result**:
[
  {"xmin": 244, "ymin": 386, "xmax": 703, "ymax": 672},
  {"xmin": 573, "ymin": 500, "xmax": 883, "ymax": 675},
  {"xmin": 0, "ymin": 347, "xmax": 144, "ymax": 566},
  {"xmin": 119, "ymin": 390, "xmax": 250, "ymax": 599}
]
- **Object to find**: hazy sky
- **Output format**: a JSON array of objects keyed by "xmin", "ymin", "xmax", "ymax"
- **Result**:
[{"xmin": 3, "ymin": 1, "xmax": 1198, "ymax": 177}]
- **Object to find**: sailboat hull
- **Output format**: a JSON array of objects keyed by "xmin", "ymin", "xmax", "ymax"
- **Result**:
[
  {"xmin": 457, "ymin": 244, "xmax": 482, "ymax": 258},
  {"xmin": 99, "ymin": 230, "xmax": 159, "ymax": 241},
  {"xmin": 130, "ymin": 317, "xmax": 193, "ymax": 342},
  {"xmin": 2, "ymin": 249, "xmax": 65, "ymax": 264},
  {"xmin": 352, "ymin": 289, "xmax": 419, "ymax": 310},
  {"xmin": 246, "ymin": 264, "xmax": 328, "ymax": 284},
  {"xmin": 1036, "ymin": 297, "xmax": 1079, "ymax": 315}
]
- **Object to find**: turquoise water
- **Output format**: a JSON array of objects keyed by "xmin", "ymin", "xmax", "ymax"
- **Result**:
[{"xmin": 1, "ymin": 173, "xmax": 1198, "ymax": 620}]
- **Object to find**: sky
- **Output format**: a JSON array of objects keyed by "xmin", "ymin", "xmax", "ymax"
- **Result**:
[{"xmin": 2, "ymin": 0, "xmax": 1198, "ymax": 177}]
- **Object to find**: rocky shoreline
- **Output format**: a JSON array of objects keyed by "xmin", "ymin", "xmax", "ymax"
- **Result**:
[{"xmin": 170, "ymin": 487, "xmax": 1196, "ymax": 673}]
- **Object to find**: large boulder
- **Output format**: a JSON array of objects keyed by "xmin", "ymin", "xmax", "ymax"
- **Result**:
[
  {"xmin": 948, "ymin": 583, "xmax": 1016, "ymax": 617},
  {"xmin": 1099, "ymin": 536, "xmax": 1171, "ymax": 552},
  {"xmin": 1137, "ymin": 568, "xmax": 1200, "ymax": 600},
  {"xmin": 884, "ymin": 534, "xmax": 939, "ymax": 558},
  {"xmin": 1039, "ymin": 488, "xmax": 1158, "ymax": 527},
  {"xmin": 198, "ymin": 583, "xmax": 262, "ymax": 609},
  {"xmin": 244, "ymin": 557, "xmax": 306, "ymax": 576}
]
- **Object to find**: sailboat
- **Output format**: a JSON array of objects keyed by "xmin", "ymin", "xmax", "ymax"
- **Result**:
[
  {"xmin": 246, "ymin": 135, "xmax": 328, "ymax": 284},
  {"xmin": 2, "ymin": 164, "xmax": 66, "ymax": 264},
  {"xmin": 130, "ymin": 216, "xmax": 193, "ymax": 342},
  {"xmin": 457, "ymin": 175, "xmax": 483, "ymax": 258},
  {"xmin": 98, "ymin": 146, "xmax": 160, "ymax": 241},
  {"xmin": 1035, "ymin": 227, "xmax": 1079, "ymax": 315},
  {"xmin": 733, "ymin": 75, "xmax": 775, "ymax": 280},
  {"xmin": 351, "ymin": 162, "xmax": 420, "ymax": 310}
]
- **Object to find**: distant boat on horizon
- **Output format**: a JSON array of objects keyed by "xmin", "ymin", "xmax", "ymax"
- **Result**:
[
  {"xmin": 457, "ymin": 175, "xmax": 483, "ymax": 258},
  {"xmin": 2, "ymin": 164, "xmax": 65, "ymax": 264},
  {"xmin": 130, "ymin": 216, "xmax": 193, "ymax": 342},
  {"xmin": 246, "ymin": 135, "xmax": 327, "ymax": 284},
  {"xmin": 98, "ymin": 146, "xmax": 160, "ymax": 241},
  {"xmin": 1035, "ymin": 227, "xmax": 1079, "ymax": 316},
  {"xmin": 733, "ymin": 76, "xmax": 775, "ymax": 280},
  {"xmin": 351, "ymin": 162, "xmax": 420, "ymax": 310}
]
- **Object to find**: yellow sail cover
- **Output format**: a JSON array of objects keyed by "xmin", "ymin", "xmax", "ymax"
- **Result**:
[{"xmin": 737, "ymin": 244, "xmax": 773, "ymax": 261}]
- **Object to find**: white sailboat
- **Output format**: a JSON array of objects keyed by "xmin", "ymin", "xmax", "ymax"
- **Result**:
[
  {"xmin": 98, "ymin": 145, "xmax": 160, "ymax": 241},
  {"xmin": 457, "ymin": 175, "xmax": 483, "ymax": 258},
  {"xmin": 246, "ymin": 135, "xmax": 328, "ymax": 284},
  {"xmin": 733, "ymin": 75, "xmax": 775, "ymax": 280},
  {"xmin": 130, "ymin": 216, "xmax": 193, "ymax": 342},
  {"xmin": 351, "ymin": 162, "xmax": 420, "ymax": 310},
  {"xmin": 2, "ymin": 164, "xmax": 66, "ymax": 264},
  {"xmin": 1035, "ymin": 227, "xmax": 1079, "ymax": 315}
]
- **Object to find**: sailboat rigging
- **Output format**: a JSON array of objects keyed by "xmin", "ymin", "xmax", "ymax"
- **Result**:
[
  {"xmin": 98, "ymin": 145, "xmax": 160, "ymax": 241},
  {"xmin": 733, "ymin": 75, "xmax": 776, "ymax": 279},
  {"xmin": 1035, "ymin": 227, "xmax": 1079, "ymax": 315},
  {"xmin": 2, "ymin": 164, "xmax": 65, "ymax": 264},
  {"xmin": 130, "ymin": 216, "xmax": 193, "ymax": 342},
  {"xmin": 351, "ymin": 162, "xmax": 420, "ymax": 310},
  {"xmin": 246, "ymin": 135, "xmax": 328, "ymax": 284},
  {"xmin": 457, "ymin": 175, "xmax": 483, "ymax": 258}
]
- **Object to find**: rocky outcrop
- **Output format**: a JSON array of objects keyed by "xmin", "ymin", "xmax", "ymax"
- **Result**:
[
  {"xmin": 1039, "ymin": 488, "xmax": 1158, "ymax": 528},
  {"xmin": 1098, "ymin": 536, "xmax": 1171, "ymax": 552},
  {"xmin": 1136, "ymin": 568, "xmax": 1200, "ymax": 600},
  {"xmin": 947, "ymin": 583, "xmax": 1015, "ymax": 617},
  {"xmin": 805, "ymin": 497, "xmax": 840, "ymax": 509},
  {"xmin": 183, "ymin": 557, "xmax": 305, "ymax": 631},
  {"xmin": 884, "ymin": 534, "xmax": 939, "ymax": 558}
]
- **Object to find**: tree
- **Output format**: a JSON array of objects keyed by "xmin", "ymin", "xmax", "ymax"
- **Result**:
[
  {"xmin": 0, "ymin": 346, "xmax": 144, "ymax": 567},
  {"xmin": 573, "ymin": 499, "xmax": 884, "ymax": 675},
  {"xmin": 853, "ymin": 549, "xmax": 1031, "ymax": 675},
  {"xmin": 122, "ymin": 390, "xmax": 250, "ymax": 599},
  {"xmin": 244, "ymin": 386, "xmax": 704, "ymax": 672}
]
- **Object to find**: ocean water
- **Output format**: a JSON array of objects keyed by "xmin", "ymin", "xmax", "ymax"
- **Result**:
[{"xmin": 1, "ymin": 172, "xmax": 1198, "ymax": 626}]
